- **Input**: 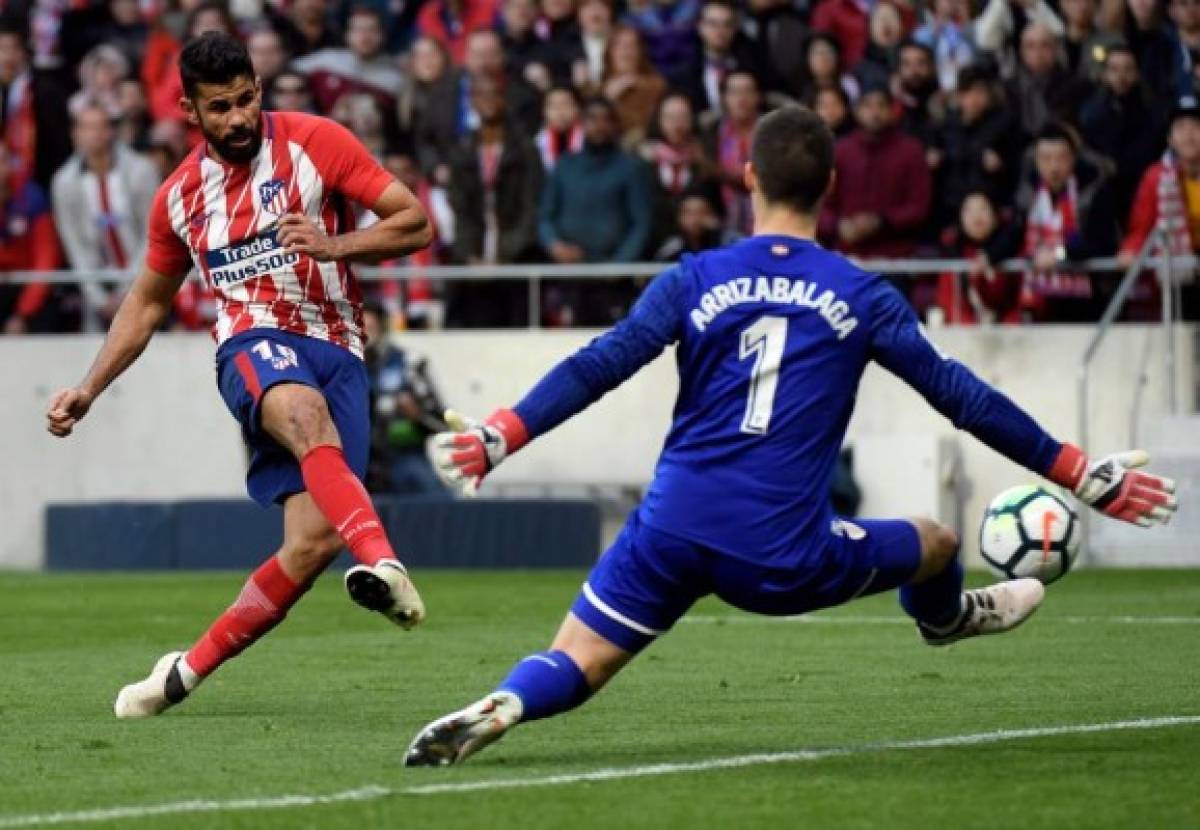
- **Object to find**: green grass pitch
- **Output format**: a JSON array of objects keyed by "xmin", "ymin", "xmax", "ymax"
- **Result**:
[{"xmin": 1, "ymin": 569, "xmax": 1198, "ymax": 829}]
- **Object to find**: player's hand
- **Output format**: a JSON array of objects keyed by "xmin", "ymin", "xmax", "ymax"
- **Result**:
[
  {"xmin": 1048, "ymin": 444, "xmax": 1177, "ymax": 527},
  {"xmin": 278, "ymin": 213, "xmax": 341, "ymax": 262},
  {"xmin": 46, "ymin": 387, "xmax": 95, "ymax": 438},
  {"xmin": 427, "ymin": 408, "xmax": 529, "ymax": 497}
]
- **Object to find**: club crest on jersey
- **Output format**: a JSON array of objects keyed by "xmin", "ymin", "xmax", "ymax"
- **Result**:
[{"xmin": 259, "ymin": 178, "xmax": 288, "ymax": 216}]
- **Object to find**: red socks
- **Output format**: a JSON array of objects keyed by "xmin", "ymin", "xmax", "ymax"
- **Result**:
[
  {"xmin": 184, "ymin": 556, "xmax": 307, "ymax": 678},
  {"xmin": 300, "ymin": 444, "xmax": 396, "ymax": 567}
]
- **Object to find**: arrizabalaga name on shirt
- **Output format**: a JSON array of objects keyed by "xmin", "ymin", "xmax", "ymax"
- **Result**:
[{"xmin": 689, "ymin": 276, "xmax": 859, "ymax": 339}]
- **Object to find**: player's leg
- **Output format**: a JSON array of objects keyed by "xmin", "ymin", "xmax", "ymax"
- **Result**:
[
  {"xmin": 259, "ymin": 378, "xmax": 424, "ymax": 629},
  {"xmin": 405, "ymin": 515, "xmax": 699, "ymax": 766},
  {"xmin": 113, "ymin": 493, "xmax": 341, "ymax": 718},
  {"xmin": 897, "ymin": 517, "xmax": 1044, "ymax": 646}
]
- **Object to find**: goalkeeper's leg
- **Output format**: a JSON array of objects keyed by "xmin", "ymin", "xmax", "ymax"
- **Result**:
[
  {"xmin": 405, "ymin": 613, "xmax": 633, "ymax": 766},
  {"xmin": 114, "ymin": 493, "xmax": 341, "ymax": 718}
]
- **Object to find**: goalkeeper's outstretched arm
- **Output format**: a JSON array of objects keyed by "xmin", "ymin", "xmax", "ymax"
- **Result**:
[
  {"xmin": 867, "ymin": 281, "xmax": 1176, "ymax": 527},
  {"xmin": 429, "ymin": 267, "xmax": 686, "ymax": 494},
  {"xmin": 46, "ymin": 265, "xmax": 188, "ymax": 438}
]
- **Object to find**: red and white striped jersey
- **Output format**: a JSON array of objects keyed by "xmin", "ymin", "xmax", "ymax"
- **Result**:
[{"xmin": 145, "ymin": 111, "xmax": 395, "ymax": 357}]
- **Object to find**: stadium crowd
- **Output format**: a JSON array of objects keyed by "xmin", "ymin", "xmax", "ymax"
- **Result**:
[{"xmin": 0, "ymin": 0, "xmax": 1198, "ymax": 331}]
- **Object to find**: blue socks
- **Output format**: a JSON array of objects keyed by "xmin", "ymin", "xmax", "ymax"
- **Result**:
[
  {"xmin": 497, "ymin": 650, "xmax": 592, "ymax": 722},
  {"xmin": 900, "ymin": 559, "xmax": 965, "ymax": 629}
]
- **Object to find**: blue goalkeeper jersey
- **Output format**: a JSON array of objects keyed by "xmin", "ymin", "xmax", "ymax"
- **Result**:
[{"xmin": 513, "ymin": 235, "xmax": 1062, "ymax": 566}]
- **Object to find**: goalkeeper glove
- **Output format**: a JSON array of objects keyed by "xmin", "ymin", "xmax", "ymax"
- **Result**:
[
  {"xmin": 427, "ymin": 408, "xmax": 529, "ymax": 497},
  {"xmin": 1047, "ymin": 444, "xmax": 1178, "ymax": 527}
]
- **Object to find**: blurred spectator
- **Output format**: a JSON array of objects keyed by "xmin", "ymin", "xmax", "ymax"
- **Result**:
[
  {"xmin": 146, "ymin": 119, "xmax": 190, "ymax": 178},
  {"xmin": 640, "ymin": 92, "xmax": 709, "ymax": 198},
  {"xmin": 69, "ymin": 44, "xmax": 130, "ymax": 120},
  {"xmin": 682, "ymin": 0, "xmax": 760, "ymax": 117},
  {"xmin": 116, "ymin": 78, "xmax": 151, "ymax": 149},
  {"xmin": 603, "ymin": 25, "xmax": 667, "ymax": 145},
  {"xmin": 535, "ymin": 85, "xmax": 583, "ymax": 171},
  {"xmin": 819, "ymin": 85, "xmax": 933, "ymax": 259},
  {"xmin": 270, "ymin": 69, "xmax": 317, "ymax": 113},
  {"xmin": 294, "ymin": 5, "xmax": 406, "ymax": 114},
  {"xmin": 653, "ymin": 183, "xmax": 738, "ymax": 261},
  {"xmin": 463, "ymin": 29, "xmax": 541, "ymax": 136},
  {"xmin": 501, "ymin": 0, "xmax": 555, "ymax": 91},
  {"xmin": 446, "ymin": 74, "xmax": 543, "ymax": 324},
  {"xmin": 539, "ymin": 96, "xmax": 653, "ymax": 265},
  {"xmin": 1113, "ymin": 0, "xmax": 1178, "ymax": 98},
  {"xmin": 913, "ymin": 0, "xmax": 980, "ymax": 93},
  {"xmin": 621, "ymin": 0, "xmax": 699, "ymax": 86},
  {"xmin": 1005, "ymin": 22, "xmax": 1074, "ymax": 138},
  {"xmin": 271, "ymin": 0, "xmax": 342, "ymax": 58},
  {"xmin": 1169, "ymin": 0, "xmax": 1200, "ymax": 97},
  {"xmin": 811, "ymin": 85, "xmax": 854, "ymax": 138},
  {"xmin": 97, "ymin": 0, "xmax": 150, "ymax": 71},
  {"xmin": 247, "ymin": 27, "xmax": 290, "ymax": 94},
  {"xmin": 935, "ymin": 191, "xmax": 1023, "ymax": 323},
  {"xmin": 744, "ymin": 0, "xmax": 808, "ymax": 94},
  {"xmin": 1079, "ymin": 45, "xmax": 1167, "ymax": 214},
  {"xmin": 361, "ymin": 301, "xmax": 450, "ymax": 496},
  {"xmin": 331, "ymin": 92, "xmax": 389, "ymax": 160},
  {"xmin": 974, "ymin": 0, "xmax": 1063, "ymax": 78},
  {"xmin": 534, "ymin": 0, "xmax": 580, "ymax": 81},
  {"xmin": 568, "ymin": 0, "xmax": 613, "ymax": 92},
  {"xmin": 810, "ymin": 0, "xmax": 868, "ymax": 70},
  {"xmin": 1014, "ymin": 122, "xmax": 1119, "ymax": 321},
  {"xmin": 1060, "ymin": 0, "xmax": 1118, "ymax": 80},
  {"xmin": 402, "ymin": 36, "xmax": 460, "ymax": 178},
  {"xmin": 0, "ymin": 22, "xmax": 71, "ymax": 190},
  {"xmin": 703, "ymin": 70, "xmax": 760, "ymax": 235},
  {"xmin": 892, "ymin": 39, "xmax": 945, "ymax": 148},
  {"xmin": 381, "ymin": 149, "xmax": 446, "ymax": 325},
  {"xmin": 1121, "ymin": 97, "xmax": 1200, "ymax": 265},
  {"xmin": 856, "ymin": 1, "xmax": 905, "ymax": 90},
  {"xmin": 417, "ymin": 0, "xmax": 500, "ymax": 64},
  {"xmin": 931, "ymin": 65, "xmax": 1018, "ymax": 234},
  {"xmin": 794, "ymin": 33, "xmax": 859, "ymax": 104},
  {"xmin": 51, "ymin": 104, "xmax": 158, "ymax": 332},
  {"xmin": 0, "ymin": 142, "xmax": 65, "ymax": 335}
]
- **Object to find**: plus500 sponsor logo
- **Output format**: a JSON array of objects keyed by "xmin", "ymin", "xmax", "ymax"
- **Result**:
[{"xmin": 205, "ymin": 230, "xmax": 300, "ymax": 288}]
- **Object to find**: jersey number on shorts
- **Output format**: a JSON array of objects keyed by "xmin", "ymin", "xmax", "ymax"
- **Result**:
[
  {"xmin": 738, "ymin": 315, "xmax": 787, "ymax": 435},
  {"xmin": 252, "ymin": 339, "xmax": 300, "ymax": 370}
]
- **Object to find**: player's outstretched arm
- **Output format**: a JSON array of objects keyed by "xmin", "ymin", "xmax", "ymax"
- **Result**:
[
  {"xmin": 867, "ymin": 282, "xmax": 1177, "ymax": 527},
  {"xmin": 46, "ymin": 265, "xmax": 187, "ymax": 437},
  {"xmin": 428, "ymin": 267, "xmax": 687, "ymax": 495}
]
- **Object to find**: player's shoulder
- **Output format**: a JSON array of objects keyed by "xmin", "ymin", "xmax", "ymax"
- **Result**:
[{"xmin": 267, "ymin": 109, "xmax": 355, "ymax": 146}]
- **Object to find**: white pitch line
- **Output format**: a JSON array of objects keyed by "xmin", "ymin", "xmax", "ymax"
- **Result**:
[
  {"xmin": 681, "ymin": 614, "xmax": 1200, "ymax": 626},
  {"xmin": 1, "ymin": 716, "xmax": 1198, "ymax": 827}
]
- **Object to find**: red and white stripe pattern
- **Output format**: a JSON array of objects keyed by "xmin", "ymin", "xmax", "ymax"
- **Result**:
[{"xmin": 147, "ymin": 111, "xmax": 395, "ymax": 357}]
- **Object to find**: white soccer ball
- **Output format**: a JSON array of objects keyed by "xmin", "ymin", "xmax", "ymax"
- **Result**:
[{"xmin": 979, "ymin": 484, "xmax": 1081, "ymax": 584}]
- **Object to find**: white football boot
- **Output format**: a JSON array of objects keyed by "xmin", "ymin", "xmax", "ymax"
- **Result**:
[
  {"xmin": 344, "ymin": 559, "xmax": 426, "ymax": 630},
  {"xmin": 404, "ymin": 692, "xmax": 524, "ymax": 767},
  {"xmin": 114, "ymin": 651, "xmax": 191, "ymax": 719},
  {"xmin": 918, "ymin": 578, "xmax": 1045, "ymax": 646}
]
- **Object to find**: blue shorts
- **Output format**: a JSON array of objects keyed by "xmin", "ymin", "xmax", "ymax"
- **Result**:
[
  {"xmin": 216, "ymin": 329, "xmax": 370, "ymax": 507},
  {"xmin": 571, "ymin": 511, "xmax": 922, "ymax": 652}
]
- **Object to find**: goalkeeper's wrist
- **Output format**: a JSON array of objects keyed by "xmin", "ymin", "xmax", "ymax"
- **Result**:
[
  {"xmin": 485, "ymin": 408, "xmax": 530, "ymax": 455},
  {"xmin": 1047, "ymin": 442, "xmax": 1088, "ymax": 491}
]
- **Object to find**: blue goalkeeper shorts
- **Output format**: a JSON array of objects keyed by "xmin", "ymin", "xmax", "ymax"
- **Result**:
[
  {"xmin": 216, "ymin": 328, "xmax": 370, "ymax": 507},
  {"xmin": 571, "ymin": 510, "xmax": 922, "ymax": 653}
]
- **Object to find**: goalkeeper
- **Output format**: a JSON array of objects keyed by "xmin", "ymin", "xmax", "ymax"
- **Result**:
[{"xmin": 405, "ymin": 107, "xmax": 1178, "ymax": 766}]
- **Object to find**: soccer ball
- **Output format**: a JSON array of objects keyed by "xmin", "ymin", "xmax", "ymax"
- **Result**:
[{"xmin": 979, "ymin": 485, "xmax": 1081, "ymax": 584}]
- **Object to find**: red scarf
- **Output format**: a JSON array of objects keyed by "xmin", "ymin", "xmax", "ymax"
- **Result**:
[
  {"xmin": 1021, "ymin": 179, "xmax": 1091, "ymax": 314},
  {"xmin": 718, "ymin": 120, "xmax": 753, "ymax": 235}
]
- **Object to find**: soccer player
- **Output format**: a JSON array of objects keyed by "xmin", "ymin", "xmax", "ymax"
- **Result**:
[
  {"xmin": 44, "ymin": 33, "xmax": 434, "ymax": 718},
  {"xmin": 405, "ymin": 106, "xmax": 1178, "ymax": 765}
]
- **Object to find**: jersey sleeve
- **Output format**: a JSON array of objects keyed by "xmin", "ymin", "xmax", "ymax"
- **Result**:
[
  {"xmin": 867, "ymin": 279, "xmax": 1063, "ymax": 475},
  {"xmin": 144, "ymin": 184, "xmax": 193, "ymax": 277},
  {"xmin": 512, "ymin": 265, "xmax": 687, "ymax": 438},
  {"xmin": 307, "ymin": 117, "xmax": 396, "ymax": 209}
]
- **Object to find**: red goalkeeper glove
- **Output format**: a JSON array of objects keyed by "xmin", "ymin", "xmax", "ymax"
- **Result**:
[
  {"xmin": 427, "ymin": 408, "xmax": 530, "ymax": 497},
  {"xmin": 1047, "ymin": 444, "xmax": 1178, "ymax": 527}
]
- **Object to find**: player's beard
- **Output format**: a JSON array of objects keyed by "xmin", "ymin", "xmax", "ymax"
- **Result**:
[{"xmin": 207, "ymin": 123, "xmax": 263, "ymax": 165}]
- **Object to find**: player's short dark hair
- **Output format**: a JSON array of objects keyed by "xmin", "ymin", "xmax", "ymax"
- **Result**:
[
  {"xmin": 750, "ymin": 106, "xmax": 833, "ymax": 214},
  {"xmin": 180, "ymin": 31, "xmax": 254, "ymax": 99},
  {"xmin": 1035, "ymin": 120, "xmax": 1079, "ymax": 154}
]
